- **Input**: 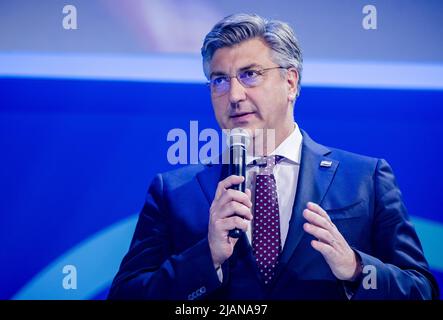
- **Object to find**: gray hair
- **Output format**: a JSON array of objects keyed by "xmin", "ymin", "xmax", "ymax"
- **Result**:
[{"xmin": 201, "ymin": 13, "xmax": 303, "ymax": 98}]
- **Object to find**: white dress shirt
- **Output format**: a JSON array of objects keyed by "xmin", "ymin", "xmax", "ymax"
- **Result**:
[
  {"xmin": 216, "ymin": 123, "xmax": 303, "ymax": 282},
  {"xmin": 218, "ymin": 125, "xmax": 355, "ymax": 299},
  {"xmin": 245, "ymin": 123, "xmax": 303, "ymax": 249}
]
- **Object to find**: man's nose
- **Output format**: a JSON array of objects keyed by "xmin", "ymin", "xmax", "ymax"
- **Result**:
[{"xmin": 228, "ymin": 77, "xmax": 246, "ymax": 105}]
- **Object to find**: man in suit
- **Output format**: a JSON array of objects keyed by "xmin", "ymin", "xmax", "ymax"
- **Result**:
[{"xmin": 108, "ymin": 13, "xmax": 439, "ymax": 300}]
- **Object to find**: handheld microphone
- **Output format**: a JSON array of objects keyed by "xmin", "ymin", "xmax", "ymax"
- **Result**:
[{"xmin": 227, "ymin": 128, "xmax": 251, "ymax": 238}]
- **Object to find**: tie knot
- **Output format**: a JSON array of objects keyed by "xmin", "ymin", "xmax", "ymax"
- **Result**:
[{"xmin": 255, "ymin": 155, "xmax": 282, "ymax": 175}]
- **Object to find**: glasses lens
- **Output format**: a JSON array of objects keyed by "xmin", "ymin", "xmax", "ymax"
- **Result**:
[
  {"xmin": 238, "ymin": 70, "xmax": 260, "ymax": 87},
  {"xmin": 211, "ymin": 77, "xmax": 229, "ymax": 95}
]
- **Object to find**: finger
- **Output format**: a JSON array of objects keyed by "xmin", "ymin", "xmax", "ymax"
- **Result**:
[
  {"xmin": 303, "ymin": 209, "xmax": 331, "ymax": 230},
  {"xmin": 218, "ymin": 201, "xmax": 253, "ymax": 220},
  {"xmin": 307, "ymin": 202, "xmax": 335, "ymax": 228},
  {"xmin": 303, "ymin": 222, "xmax": 335, "ymax": 245},
  {"xmin": 304, "ymin": 207, "xmax": 345, "ymax": 250},
  {"xmin": 221, "ymin": 216, "xmax": 249, "ymax": 233},
  {"xmin": 245, "ymin": 188, "xmax": 252, "ymax": 200},
  {"xmin": 218, "ymin": 188, "xmax": 252, "ymax": 209},
  {"xmin": 215, "ymin": 175, "xmax": 245, "ymax": 200},
  {"xmin": 311, "ymin": 239, "xmax": 334, "ymax": 257},
  {"xmin": 307, "ymin": 202, "xmax": 331, "ymax": 221}
]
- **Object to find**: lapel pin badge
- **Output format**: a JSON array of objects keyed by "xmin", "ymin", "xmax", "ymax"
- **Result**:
[{"xmin": 320, "ymin": 160, "xmax": 333, "ymax": 168}]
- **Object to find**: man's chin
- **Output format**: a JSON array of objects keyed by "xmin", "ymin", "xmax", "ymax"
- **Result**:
[
  {"xmin": 226, "ymin": 119, "xmax": 256, "ymax": 129},
  {"xmin": 226, "ymin": 124, "xmax": 256, "ymax": 136}
]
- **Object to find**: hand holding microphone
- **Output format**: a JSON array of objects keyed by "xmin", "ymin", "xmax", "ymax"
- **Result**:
[
  {"xmin": 227, "ymin": 128, "xmax": 250, "ymax": 238},
  {"xmin": 208, "ymin": 128, "xmax": 252, "ymax": 267}
]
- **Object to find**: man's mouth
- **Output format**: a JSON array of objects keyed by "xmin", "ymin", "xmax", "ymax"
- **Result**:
[{"xmin": 230, "ymin": 111, "xmax": 255, "ymax": 119}]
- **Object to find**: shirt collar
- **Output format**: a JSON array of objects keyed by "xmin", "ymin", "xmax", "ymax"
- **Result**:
[{"xmin": 246, "ymin": 122, "xmax": 303, "ymax": 166}]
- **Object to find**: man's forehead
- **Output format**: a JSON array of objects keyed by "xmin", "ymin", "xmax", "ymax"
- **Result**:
[{"xmin": 209, "ymin": 38, "xmax": 272, "ymax": 73}]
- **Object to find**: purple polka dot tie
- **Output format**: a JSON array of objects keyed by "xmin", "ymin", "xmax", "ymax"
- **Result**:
[{"xmin": 252, "ymin": 155, "xmax": 282, "ymax": 285}]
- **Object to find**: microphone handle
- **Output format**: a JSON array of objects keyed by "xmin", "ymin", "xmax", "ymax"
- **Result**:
[{"xmin": 228, "ymin": 146, "xmax": 247, "ymax": 238}]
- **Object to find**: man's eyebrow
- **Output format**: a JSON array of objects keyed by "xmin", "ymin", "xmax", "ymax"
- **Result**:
[
  {"xmin": 209, "ymin": 71, "xmax": 227, "ymax": 79},
  {"xmin": 209, "ymin": 63, "xmax": 263, "ymax": 79},
  {"xmin": 238, "ymin": 63, "xmax": 262, "ymax": 71}
]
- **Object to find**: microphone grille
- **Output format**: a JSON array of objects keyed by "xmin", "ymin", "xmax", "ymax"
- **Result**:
[{"xmin": 229, "ymin": 128, "xmax": 251, "ymax": 148}]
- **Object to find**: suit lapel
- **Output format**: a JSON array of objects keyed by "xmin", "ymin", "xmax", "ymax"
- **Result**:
[
  {"xmin": 195, "ymin": 132, "xmax": 340, "ymax": 287},
  {"xmin": 276, "ymin": 131, "xmax": 339, "ymax": 274},
  {"xmin": 196, "ymin": 162, "xmax": 228, "ymax": 205}
]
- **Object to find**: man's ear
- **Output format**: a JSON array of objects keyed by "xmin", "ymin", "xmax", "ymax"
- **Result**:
[{"xmin": 286, "ymin": 68, "xmax": 298, "ymax": 101}]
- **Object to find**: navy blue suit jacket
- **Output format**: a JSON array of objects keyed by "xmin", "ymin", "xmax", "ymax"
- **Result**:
[{"xmin": 109, "ymin": 130, "xmax": 439, "ymax": 300}]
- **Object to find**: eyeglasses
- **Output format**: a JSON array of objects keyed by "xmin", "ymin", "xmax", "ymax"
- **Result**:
[{"xmin": 207, "ymin": 66, "xmax": 286, "ymax": 96}]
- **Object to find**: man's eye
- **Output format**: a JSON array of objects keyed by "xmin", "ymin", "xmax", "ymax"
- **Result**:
[
  {"xmin": 212, "ymin": 77, "xmax": 228, "ymax": 85},
  {"xmin": 241, "ymin": 70, "xmax": 260, "ymax": 79}
]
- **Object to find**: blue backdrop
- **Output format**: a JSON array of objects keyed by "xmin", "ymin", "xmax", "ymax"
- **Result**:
[{"xmin": 0, "ymin": 78, "xmax": 442, "ymax": 299}]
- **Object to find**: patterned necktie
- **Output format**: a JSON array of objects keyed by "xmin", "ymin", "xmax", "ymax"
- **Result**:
[{"xmin": 252, "ymin": 155, "xmax": 282, "ymax": 285}]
